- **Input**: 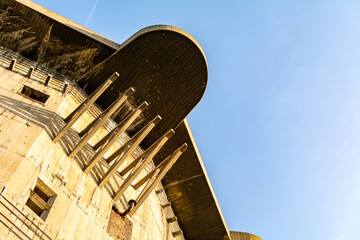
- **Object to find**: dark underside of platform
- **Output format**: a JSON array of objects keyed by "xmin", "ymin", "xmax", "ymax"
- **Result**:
[
  {"xmin": 2, "ymin": 1, "xmax": 230, "ymax": 239},
  {"xmin": 77, "ymin": 28, "xmax": 207, "ymax": 150},
  {"xmin": 154, "ymin": 121, "xmax": 230, "ymax": 240}
]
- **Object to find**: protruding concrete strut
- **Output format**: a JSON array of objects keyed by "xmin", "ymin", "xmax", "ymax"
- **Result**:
[
  {"xmin": 133, "ymin": 167, "xmax": 158, "ymax": 190},
  {"xmin": 45, "ymin": 75, "xmax": 51, "ymax": 86},
  {"xmin": 92, "ymin": 104, "xmax": 146, "ymax": 151},
  {"xmin": 161, "ymin": 202, "xmax": 171, "ymax": 209},
  {"xmin": 172, "ymin": 230, "xmax": 183, "ymax": 238},
  {"xmin": 53, "ymin": 72, "xmax": 119, "ymax": 143},
  {"xmin": 135, "ymin": 168, "xmax": 160, "ymax": 203},
  {"xmin": 78, "ymin": 87, "xmax": 135, "ymax": 138},
  {"xmin": 9, "ymin": 59, "xmax": 16, "ymax": 70},
  {"xmin": 119, "ymin": 129, "xmax": 175, "ymax": 177},
  {"xmin": 111, "ymin": 129, "xmax": 174, "ymax": 200},
  {"xmin": 83, "ymin": 102, "xmax": 148, "ymax": 174},
  {"xmin": 166, "ymin": 216, "xmax": 177, "ymax": 223},
  {"xmin": 105, "ymin": 116, "xmax": 165, "ymax": 165},
  {"xmin": 68, "ymin": 87, "xmax": 134, "ymax": 158},
  {"xmin": 133, "ymin": 141, "xmax": 183, "ymax": 190},
  {"xmin": 98, "ymin": 115, "xmax": 162, "ymax": 188},
  {"xmin": 128, "ymin": 143, "xmax": 188, "ymax": 217},
  {"xmin": 27, "ymin": 67, "xmax": 34, "ymax": 78}
]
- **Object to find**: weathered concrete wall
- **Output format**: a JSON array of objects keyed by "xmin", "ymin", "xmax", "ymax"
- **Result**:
[{"xmin": 0, "ymin": 52, "xmax": 178, "ymax": 240}]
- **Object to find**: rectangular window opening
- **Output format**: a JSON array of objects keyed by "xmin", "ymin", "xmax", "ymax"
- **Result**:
[
  {"xmin": 26, "ymin": 179, "xmax": 57, "ymax": 221},
  {"xmin": 20, "ymin": 85, "xmax": 50, "ymax": 104}
]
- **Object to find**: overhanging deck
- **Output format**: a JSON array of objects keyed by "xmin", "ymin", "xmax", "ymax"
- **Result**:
[
  {"xmin": 3, "ymin": 1, "xmax": 231, "ymax": 239},
  {"xmin": 76, "ymin": 25, "xmax": 208, "ymax": 149},
  {"xmin": 155, "ymin": 120, "xmax": 231, "ymax": 239}
]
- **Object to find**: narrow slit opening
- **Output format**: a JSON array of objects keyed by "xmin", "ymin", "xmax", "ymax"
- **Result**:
[{"xmin": 20, "ymin": 85, "xmax": 50, "ymax": 104}]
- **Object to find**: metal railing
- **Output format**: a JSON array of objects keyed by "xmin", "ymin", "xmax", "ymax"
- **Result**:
[{"xmin": 0, "ymin": 187, "xmax": 53, "ymax": 240}]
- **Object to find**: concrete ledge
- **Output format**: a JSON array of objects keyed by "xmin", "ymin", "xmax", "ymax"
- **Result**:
[{"xmin": 230, "ymin": 231, "xmax": 263, "ymax": 240}]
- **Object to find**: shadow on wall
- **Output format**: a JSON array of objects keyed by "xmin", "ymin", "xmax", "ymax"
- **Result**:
[
  {"xmin": 0, "ymin": 94, "xmax": 59, "ymax": 134},
  {"xmin": 0, "ymin": 94, "xmax": 125, "ymax": 200},
  {"xmin": 0, "ymin": 94, "xmax": 93, "ymax": 158}
]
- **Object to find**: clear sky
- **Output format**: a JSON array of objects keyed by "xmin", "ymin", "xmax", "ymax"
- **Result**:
[{"xmin": 32, "ymin": 1, "xmax": 360, "ymax": 239}]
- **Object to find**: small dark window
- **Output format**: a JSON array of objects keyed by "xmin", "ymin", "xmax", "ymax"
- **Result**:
[
  {"xmin": 20, "ymin": 85, "xmax": 49, "ymax": 104},
  {"xmin": 26, "ymin": 179, "xmax": 56, "ymax": 221}
]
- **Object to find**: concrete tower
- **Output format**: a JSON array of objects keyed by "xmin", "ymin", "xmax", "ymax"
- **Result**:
[{"xmin": 0, "ymin": 1, "xmax": 262, "ymax": 239}]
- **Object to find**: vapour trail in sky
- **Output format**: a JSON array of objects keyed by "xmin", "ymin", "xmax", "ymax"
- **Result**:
[
  {"xmin": 29, "ymin": 1, "xmax": 360, "ymax": 240},
  {"xmin": 85, "ymin": 0, "xmax": 99, "ymax": 27}
]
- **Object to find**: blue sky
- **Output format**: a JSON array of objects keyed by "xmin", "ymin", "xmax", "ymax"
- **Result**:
[{"xmin": 32, "ymin": 1, "xmax": 360, "ymax": 239}]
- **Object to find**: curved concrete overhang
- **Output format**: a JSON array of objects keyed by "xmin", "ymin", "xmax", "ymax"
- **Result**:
[
  {"xmin": 116, "ymin": 25, "xmax": 208, "ymax": 67},
  {"xmin": 230, "ymin": 231, "xmax": 263, "ymax": 240},
  {"xmin": 4, "ymin": 1, "xmax": 232, "ymax": 239},
  {"xmin": 77, "ymin": 25, "xmax": 208, "ymax": 148}
]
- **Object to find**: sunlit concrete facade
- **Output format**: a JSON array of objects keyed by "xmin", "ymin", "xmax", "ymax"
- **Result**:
[{"xmin": 0, "ymin": 0, "xmax": 261, "ymax": 239}]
